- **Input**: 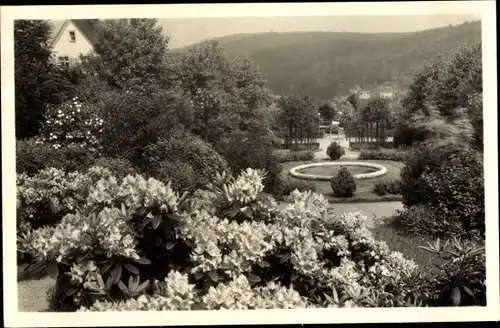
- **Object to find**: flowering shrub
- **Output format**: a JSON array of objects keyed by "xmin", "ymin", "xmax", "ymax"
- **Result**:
[
  {"xmin": 330, "ymin": 167, "xmax": 357, "ymax": 198},
  {"xmin": 326, "ymin": 142, "xmax": 345, "ymax": 160},
  {"xmin": 39, "ymin": 97, "xmax": 104, "ymax": 152},
  {"xmin": 18, "ymin": 166, "xmax": 439, "ymax": 311}
]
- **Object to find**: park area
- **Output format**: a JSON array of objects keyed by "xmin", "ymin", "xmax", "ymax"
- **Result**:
[{"xmin": 14, "ymin": 18, "xmax": 485, "ymax": 312}]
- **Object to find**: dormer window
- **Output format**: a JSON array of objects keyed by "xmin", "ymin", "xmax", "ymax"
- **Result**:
[{"xmin": 69, "ymin": 31, "xmax": 76, "ymax": 42}]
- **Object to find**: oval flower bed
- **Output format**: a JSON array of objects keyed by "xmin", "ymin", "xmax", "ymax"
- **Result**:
[{"xmin": 289, "ymin": 162, "xmax": 387, "ymax": 181}]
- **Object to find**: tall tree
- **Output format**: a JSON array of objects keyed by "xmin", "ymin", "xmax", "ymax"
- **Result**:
[
  {"xmin": 82, "ymin": 19, "xmax": 170, "ymax": 90},
  {"xmin": 14, "ymin": 20, "xmax": 79, "ymax": 139}
]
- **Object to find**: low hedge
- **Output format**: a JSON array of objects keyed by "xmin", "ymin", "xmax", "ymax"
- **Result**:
[
  {"xmin": 273, "ymin": 175, "xmax": 317, "ymax": 200},
  {"xmin": 16, "ymin": 140, "xmax": 96, "ymax": 175},
  {"xmin": 359, "ymin": 148, "xmax": 408, "ymax": 162},
  {"xmin": 280, "ymin": 142, "xmax": 320, "ymax": 151},
  {"xmin": 373, "ymin": 179, "xmax": 402, "ymax": 196},
  {"xmin": 349, "ymin": 142, "xmax": 396, "ymax": 151},
  {"xmin": 274, "ymin": 150, "xmax": 315, "ymax": 163},
  {"xmin": 16, "ymin": 139, "xmax": 136, "ymax": 177}
]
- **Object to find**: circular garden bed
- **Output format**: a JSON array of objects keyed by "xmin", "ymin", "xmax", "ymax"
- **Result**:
[{"xmin": 289, "ymin": 161, "xmax": 387, "ymax": 181}]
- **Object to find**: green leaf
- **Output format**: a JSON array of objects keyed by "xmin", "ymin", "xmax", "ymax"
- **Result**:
[
  {"xmin": 96, "ymin": 273, "xmax": 105, "ymax": 288},
  {"xmin": 165, "ymin": 241, "xmax": 177, "ymax": 250},
  {"xmin": 194, "ymin": 271, "xmax": 205, "ymax": 280},
  {"xmin": 136, "ymin": 279, "xmax": 150, "ymax": 294},
  {"xmin": 279, "ymin": 253, "xmax": 291, "ymax": 264},
  {"xmin": 227, "ymin": 206, "xmax": 240, "ymax": 218},
  {"xmin": 117, "ymin": 281, "xmax": 129, "ymax": 295},
  {"xmin": 65, "ymin": 288, "xmax": 78, "ymax": 297},
  {"xmin": 47, "ymin": 262, "xmax": 59, "ymax": 279},
  {"xmin": 207, "ymin": 271, "xmax": 219, "ymax": 282},
  {"xmin": 132, "ymin": 257, "xmax": 152, "ymax": 265},
  {"xmin": 451, "ymin": 287, "xmax": 461, "ymax": 306},
  {"xmin": 166, "ymin": 213, "xmax": 184, "ymax": 221},
  {"xmin": 241, "ymin": 206, "xmax": 253, "ymax": 219},
  {"xmin": 105, "ymin": 277, "xmax": 114, "ymax": 291},
  {"xmin": 110, "ymin": 265, "xmax": 122, "ymax": 285},
  {"xmin": 152, "ymin": 215, "xmax": 161, "ymax": 229},
  {"xmin": 123, "ymin": 264, "xmax": 139, "ymax": 275},
  {"xmin": 247, "ymin": 274, "xmax": 261, "ymax": 284},
  {"xmin": 258, "ymin": 261, "xmax": 271, "ymax": 268},
  {"xmin": 100, "ymin": 262, "xmax": 112, "ymax": 274},
  {"xmin": 462, "ymin": 285, "xmax": 475, "ymax": 297},
  {"xmin": 290, "ymin": 274, "xmax": 299, "ymax": 282}
]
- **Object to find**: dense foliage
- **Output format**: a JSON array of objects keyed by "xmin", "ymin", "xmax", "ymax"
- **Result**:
[
  {"xmin": 142, "ymin": 130, "xmax": 228, "ymax": 192},
  {"xmin": 274, "ymin": 150, "xmax": 314, "ymax": 163},
  {"xmin": 394, "ymin": 42, "xmax": 482, "ymax": 149},
  {"xmin": 326, "ymin": 142, "xmax": 345, "ymax": 160},
  {"xmin": 15, "ymin": 20, "xmax": 81, "ymax": 139},
  {"xmin": 372, "ymin": 180, "xmax": 402, "ymax": 196},
  {"xmin": 330, "ymin": 167, "xmax": 357, "ymax": 198},
  {"xmin": 399, "ymin": 141, "xmax": 484, "ymax": 239},
  {"xmin": 358, "ymin": 149, "xmax": 408, "ymax": 162},
  {"xmin": 273, "ymin": 176, "xmax": 317, "ymax": 200}
]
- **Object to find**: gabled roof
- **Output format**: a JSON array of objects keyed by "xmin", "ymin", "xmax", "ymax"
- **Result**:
[{"xmin": 49, "ymin": 19, "xmax": 100, "ymax": 50}]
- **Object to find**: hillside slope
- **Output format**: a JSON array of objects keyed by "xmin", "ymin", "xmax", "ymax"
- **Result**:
[{"xmin": 175, "ymin": 21, "xmax": 481, "ymax": 99}]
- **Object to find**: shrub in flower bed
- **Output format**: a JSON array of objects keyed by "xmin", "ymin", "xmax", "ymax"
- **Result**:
[
  {"xmin": 274, "ymin": 150, "xmax": 315, "ymax": 163},
  {"xmin": 349, "ymin": 142, "xmax": 395, "ymax": 151},
  {"xmin": 16, "ymin": 139, "xmax": 94, "ymax": 175},
  {"xmin": 18, "ymin": 166, "xmax": 445, "ymax": 311},
  {"xmin": 372, "ymin": 179, "xmax": 402, "ymax": 196},
  {"xmin": 272, "ymin": 176, "xmax": 317, "ymax": 200},
  {"xmin": 330, "ymin": 167, "xmax": 356, "ymax": 198},
  {"xmin": 17, "ymin": 139, "xmax": 137, "ymax": 178},
  {"xmin": 326, "ymin": 142, "xmax": 345, "ymax": 160},
  {"xmin": 281, "ymin": 142, "xmax": 320, "ymax": 151},
  {"xmin": 393, "ymin": 205, "xmax": 466, "ymax": 239},
  {"xmin": 359, "ymin": 149, "xmax": 408, "ymax": 162},
  {"xmin": 142, "ymin": 131, "xmax": 228, "ymax": 192},
  {"xmin": 400, "ymin": 141, "xmax": 485, "ymax": 239}
]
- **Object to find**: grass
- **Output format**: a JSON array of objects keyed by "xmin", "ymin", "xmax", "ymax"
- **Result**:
[
  {"xmin": 370, "ymin": 216, "xmax": 441, "ymax": 274},
  {"xmin": 17, "ymin": 264, "xmax": 53, "ymax": 312},
  {"xmin": 281, "ymin": 159, "xmax": 404, "ymax": 202}
]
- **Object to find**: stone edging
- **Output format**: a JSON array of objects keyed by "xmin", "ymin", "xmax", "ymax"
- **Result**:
[{"xmin": 289, "ymin": 161, "xmax": 387, "ymax": 181}]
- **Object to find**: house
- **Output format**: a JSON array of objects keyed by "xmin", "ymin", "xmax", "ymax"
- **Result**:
[
  {"xmin": 378, "ymin": 86, "xmax": 394, "ymax": 99},
  {"xmin": 358, "ymin": 90, "xmax": 371, "ymax": 100},
  {"xmin": 49, "ymin": 19, "xmax": 100, "ymax": 66}
]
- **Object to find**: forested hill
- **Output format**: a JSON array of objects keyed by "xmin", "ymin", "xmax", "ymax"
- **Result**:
[{"xmin": 174, "ymin": 20, "xmax": 481, "ymax": 99}]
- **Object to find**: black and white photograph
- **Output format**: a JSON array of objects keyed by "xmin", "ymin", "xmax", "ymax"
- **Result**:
[{"xmin": 1, "ymin": 2, "xmax": 498, "ymax": 326}]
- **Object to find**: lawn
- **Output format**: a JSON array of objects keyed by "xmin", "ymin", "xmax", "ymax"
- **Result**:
[
  {"xmin": 370, "ymin": 216, "xmax": 441, "ymax": 275},
  {"xmin": 17, "ymin": 264, "xmax": 53, "ymax": 312},
  {"xmin": 281, "ymin": 159, "xmax": 404, "ymax": 203}
]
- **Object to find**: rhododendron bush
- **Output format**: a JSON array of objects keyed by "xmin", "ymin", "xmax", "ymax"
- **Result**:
[
  {"xmin": 38, "ymin": 97, "xmax": 104, "ymax": 152},
  {"xmin": 18, "ymin": 167, "xmax": 429, "ymax": 311}
]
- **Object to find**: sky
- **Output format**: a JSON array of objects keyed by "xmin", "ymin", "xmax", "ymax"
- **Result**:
[
  {"xmin": 49, "ymin": 14, "xmax": 479, "ymax": 49},
  {"xmin": 158, "ymin": 15, "xmax": 480, "ymax": 48}
]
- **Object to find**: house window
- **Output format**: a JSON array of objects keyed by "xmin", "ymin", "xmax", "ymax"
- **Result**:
[
  {"xmin": 69, "ymin": 31, "xmax": 76, "ymax": 42},
  {"xmin": 58, "ymin": 56, "xmax": 70, "ymax": 67}
]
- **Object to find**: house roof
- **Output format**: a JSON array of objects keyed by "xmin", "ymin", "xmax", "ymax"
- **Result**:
[{"xmin": 49, "ymin": 19, "xmax": 100, "ymax": 49}]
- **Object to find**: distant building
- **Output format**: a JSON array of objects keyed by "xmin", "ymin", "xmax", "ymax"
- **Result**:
[
  {"xmin": 378, "ymin": 86, "xmax": 394, "ymax": 99},
  {"xmin": 49, "ymin": 19, "xmax": 100, "ymax": 66},
  {"xmin": 358, "ymin": 90, "xmax": 371, "ymax": 99}
]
